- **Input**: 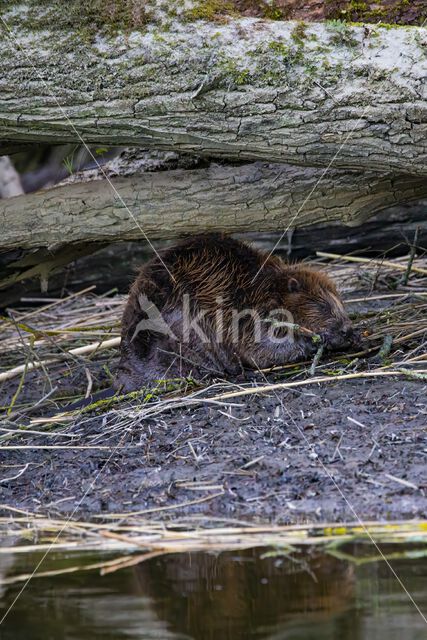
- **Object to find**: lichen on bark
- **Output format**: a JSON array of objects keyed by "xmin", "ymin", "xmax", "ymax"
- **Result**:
[{"xmin": 0, "ymin": 3, "xmax": 426, "ymax": 174}]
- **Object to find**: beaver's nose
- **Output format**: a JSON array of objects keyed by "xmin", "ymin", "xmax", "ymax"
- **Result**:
[
  {"xmin": 339, "ymin": 322, "xmax": 354, "ymax": 339},
  {"xmin": 337, "ymin": 321, "xmax": 359, "ymax": 346}
]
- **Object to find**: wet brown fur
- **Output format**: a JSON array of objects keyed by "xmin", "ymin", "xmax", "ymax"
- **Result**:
[{"xmin": 116, "ymin": 234, "xmax": 356, "ymax": 392}]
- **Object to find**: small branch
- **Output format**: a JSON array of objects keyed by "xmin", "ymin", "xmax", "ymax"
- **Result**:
[
  {"xmin": 0, "ymin": 463, "xmax": 30, "ymax": 484},
  {"xmin": 310, "ymin": 344, "xmax": 324, "ymax": 376},
  {"xmin": 402, "ymin": 226, "xmax": 420, "ymax": 286},
  {"xmin": 377, "ymin": 335, "xmax": 393, "ymax": 362}
]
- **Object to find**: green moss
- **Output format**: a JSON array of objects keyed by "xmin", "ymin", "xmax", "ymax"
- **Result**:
[
  {"xmin": 183, "ymin": 0, "xmax": 289, "ymax": 22},
  {"xmin": 1, "ymin": 0, "xmax": 151, "ymax": 39},
  {"xmin": 74, "ymin": 377, "xmax": 196, "ymax": 414},
  {"xmin": 290, "ymin": 21, "xmax": 308, "ymax": 46},
  {"xmin": 326, "ymin": 19, "xmax": 359, "ymax": 47},
  {"xmin": 248, "ymin": 27, "xmax": 328, "ymax": 87},
  {"xmin": 325, "ymin": 0, "xmax": 426, "ymax": 27},
  {"xmin": 218, "ymin": 55, "xmax": 251, "ymax": 85},
  {"xmin": 184, "ymin": 0, "xmax": 236, "ymax": 22},
  {"xmin": 304, "ymin": 62, "xmax": 319, "ymax": 76},
  {"xmin": 152, "ymin": 31, "xmax": 167, "ymax": 42},
  {"xmin": 349, "ymin": 1, "xmax": 367, "ymax": 10},
  {"xmin": 258, "ymin": 70, "xmax": 282, "ymax": 85},
  {"xmin": 237, "ymin": 69, "xmax": 251, "ymax": 84},
  {"xmin": 3, "ymin": 0, "xmax": 423, "ymax": 38},
  {"xmin": 316, "ymin": 44, "xmax": 331, "ymax": 53},
  {"xmin": 268, "ymin": 41, "xmax": 290, "ymax": 57},
  {"xmin": 353, "ymin": 65, "xmax": 369, "ymax": 76},
  {"xmin": 262, "ymin": 24, "xmax": 310, "ymax": 74},
  {"xmin": 366, "ymin": 7, "xmax": 387, "ymax": 18},
  {"xmin": 262, "ymin": 3, "xmax": 283, "ymax": 20},
  {"xmin": 376, "ymin": 21, "xmax": 400, "ymax": 29}
]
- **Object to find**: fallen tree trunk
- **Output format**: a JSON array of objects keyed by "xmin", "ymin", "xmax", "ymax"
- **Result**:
[
  {"xmin": 1, "ymin": 202, "xmax": 425, "ymax": 306},
  {"xmin": 0, "ymin": 6, "xmax": 426, "ymax": 174},
  {"xmin": 2, "ymin": 162, "xmax": 427, "ymax": 250}
]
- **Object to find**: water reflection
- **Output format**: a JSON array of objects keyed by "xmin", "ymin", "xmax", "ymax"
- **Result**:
[
  {"xmin": 0, "ymin": 547, "xmax": 426, "ymax": 640},
  {"xmin": 135, "ymin": 549, "xmax": 356, "ymax": 639}
]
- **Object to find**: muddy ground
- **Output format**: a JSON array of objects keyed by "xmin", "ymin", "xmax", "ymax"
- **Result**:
[
  {"xmin": 1, "ymin": 375, "xmax": 426, "ymax": 524},
  {"xmin": 1, "ymin": 253, "xmax": 426, "ymax": 527}
]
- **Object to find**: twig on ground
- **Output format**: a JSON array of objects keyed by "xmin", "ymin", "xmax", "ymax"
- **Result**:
[
  {"xmin": 0, "ymin": 463, "xmax": 31, "ymax": 484},
  {"xmin": 310, "ymin": 344, "xmax": 324, "ymax": 376},
  {"xmin": 385, "ymin": 474, "xmax": 418, "ymax": 491},
  {"xmin": 402, "ymin": 227, "xmax": 420, "ymax": 286},
  {"xmin": 95, "ymin": 491, "xmax": 225, "ymax": 519},
  {"xmin": 376, "ymin": 335, "xmax": 393, "ymax": 361}
]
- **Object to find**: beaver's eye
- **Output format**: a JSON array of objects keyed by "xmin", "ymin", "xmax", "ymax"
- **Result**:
[
  {"xmin": 317, "ymin": 300, "xmax": 331, "ymax": 313},
  {"xmin": 287, "ymin": 277, "xmax": 300, "ymax": 293}
]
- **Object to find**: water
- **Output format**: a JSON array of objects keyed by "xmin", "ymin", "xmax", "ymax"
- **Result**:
[{"xmin": 0, "ymin": 546, "xmax": 426, "ymax": 639}]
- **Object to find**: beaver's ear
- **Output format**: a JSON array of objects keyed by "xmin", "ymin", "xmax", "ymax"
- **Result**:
[{"xmin": 288, "ymin": 277, "xmax": 300, "ymax": 293}]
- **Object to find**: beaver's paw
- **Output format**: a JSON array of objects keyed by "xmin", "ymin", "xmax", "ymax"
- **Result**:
[{"xmin": 114, "ymin": 365, "xmax": 145, "ymax": 395}]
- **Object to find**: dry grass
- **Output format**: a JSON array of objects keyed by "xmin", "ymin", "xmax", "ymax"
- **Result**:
[{"xmin": 1, "ymin": 510, "xmax": 426, "ymax": 585}]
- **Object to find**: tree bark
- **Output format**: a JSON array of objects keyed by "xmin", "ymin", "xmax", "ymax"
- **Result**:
[
  {"xmin": 0, "ymin": 156, "xmax": 23, "ymax": 198},
  {"xmin": 0, "ymin": 7, "xmax": 426, "ymax": 174},
  {"xmin": 1, "ymin": 161, "xmax": 427, "ymax": 251}
]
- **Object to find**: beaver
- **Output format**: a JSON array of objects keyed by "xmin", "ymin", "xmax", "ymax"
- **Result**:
[{"xmin": 115, "ymin": 234, "xmax": 356, "ymax": 393}]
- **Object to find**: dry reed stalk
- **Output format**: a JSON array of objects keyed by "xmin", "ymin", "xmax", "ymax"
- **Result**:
[
  {"xmin": 0, "ymin": 286, "xmax": 97, "ymax": 329},
  {"xmin": 0, "ymin": 518, "xmax": 426, "ymax": 582},
  {"xmin": 0, "ymin": 444, "xmax": 138, "ymax": 450},
  {"xmin": 203, "ymin": 369, "xmax": 427, "ymax": 403},
  {"xmin": 317, "ymin": 251, "xmax": 427, "ymax": 276},
  {"xmin": 0, "ymin": 337, "xmax": 120, "ymax": 382},
  {"xmin": 0, "ymin": 554, "xmax": 151, "ymax": 586},
  {"xmin": 100, "ymin": 551, "xmax": 168, "ymax": 575},
  {"xmin": 345, "ymin": 292, "xmax": 427, "ymax": 303},
  {"xmin": 96, "ymin": 491, "xmax": 226, "ymax": 519}
]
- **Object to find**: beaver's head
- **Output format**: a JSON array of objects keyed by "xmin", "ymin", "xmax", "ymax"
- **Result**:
[{"xmin": 281, "ymin": 267, "xmax": 357, "ymax": 351}]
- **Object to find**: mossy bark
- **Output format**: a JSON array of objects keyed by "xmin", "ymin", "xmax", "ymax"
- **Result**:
[{"xmin": 0, "ymin": 6, "xmax": 426, "ymax": 174}]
